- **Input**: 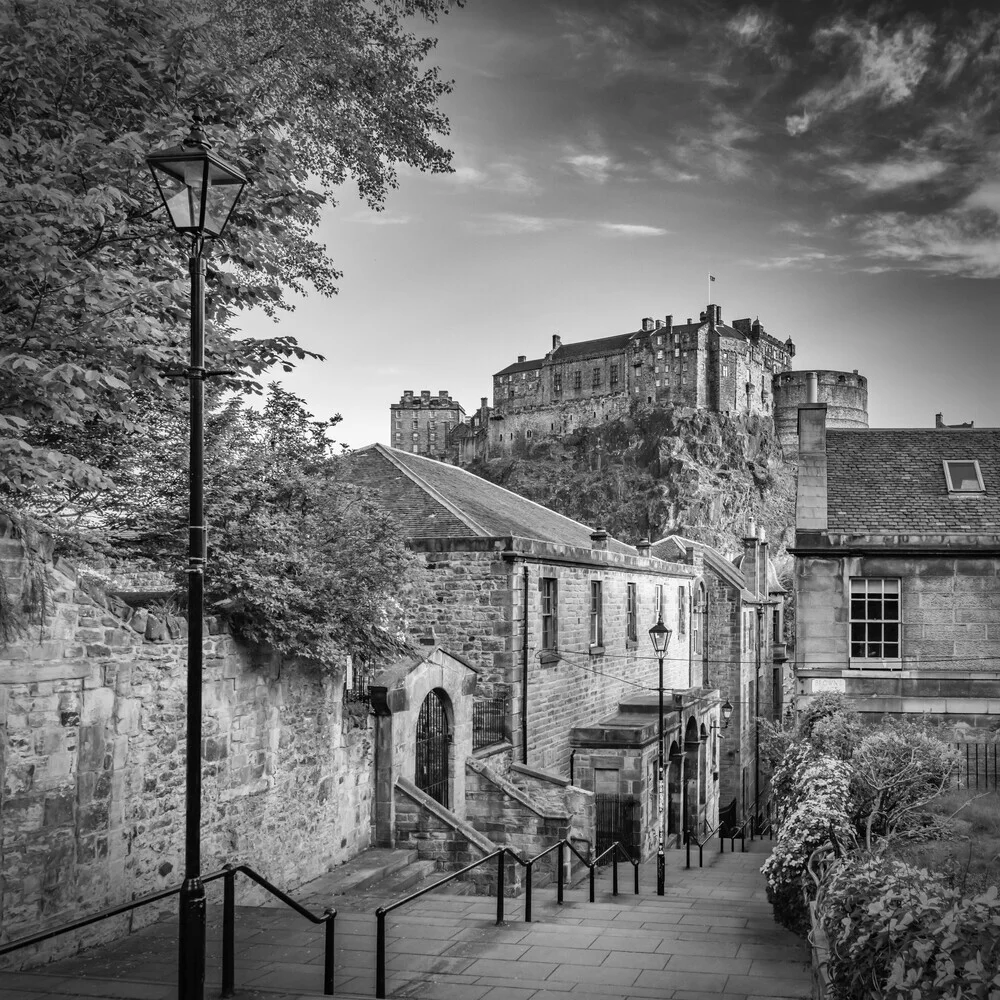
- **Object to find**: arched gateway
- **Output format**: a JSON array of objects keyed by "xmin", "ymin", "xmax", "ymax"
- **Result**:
[{"xmin": 415, "ymin": 689, "xmax": 451, "ymax": 808}]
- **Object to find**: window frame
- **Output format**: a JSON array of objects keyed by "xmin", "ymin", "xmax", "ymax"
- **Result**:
[
  {"xmin": 677, "ymin": 585, "xmax": 686, "ymax": 635},
  {"xmin": 654, "ymin": 584, "xmax": 663, "ymax": 621},
  {"xmin": 943, "ymin": 459, "xmax": 985, "ymax": 494},
  {"xmin": 590, "ymin": 580, "xmax": 603, "ymax": 648},
  {"xmin": 849, "ymin": 577, "xmax": 901, "ymax": 666},
  {"xmin": 540, "ymin": 577, "xmax": 558, "ymax": 651},
  {"xmin": 626, "ymin": 582, "xmax": 637, "ymax": 643}
]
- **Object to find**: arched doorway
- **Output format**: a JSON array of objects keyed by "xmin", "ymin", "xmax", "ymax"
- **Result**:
[
  {"xmin": 416, "ymin": 689, "xmax": 451, "ymax": 809},
  {"xmin": 667, "ymin": 740, "xmax": 682, "ymax": 838},
  {"xmin": 684, "ymin": 717, "xmax": 700, "ymax": 836}
]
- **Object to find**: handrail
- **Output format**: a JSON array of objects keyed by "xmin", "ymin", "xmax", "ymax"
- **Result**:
[
  {"xmin": 684, "ymin": 821, "xmax": 725, "ymax": 869},
  {"xmin": 0, "ymin": 863, "xmax": 336, "ymax": 998},
  {"xmin": 374, "ymin": 839, "xmax": 640, "ymax": 999},
  {"xmin": 730, "ymin": 786, "xmax": 775, "ymax": 852}
]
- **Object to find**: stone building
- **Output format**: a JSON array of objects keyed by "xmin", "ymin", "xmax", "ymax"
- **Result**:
[
  {"xmin": 341, "ymin": 444, "xmax": 727, "ymax": 854},
  {"xmin": 489, "ymin": 303, "xmax": 795, "ymax": 454},
  {"xmin": 389, "ymin": 389, "xmax": 465, "ymax": 459},
  {"xmin": 651, "ymin": 529, "xmax": 787, "ymax": 832},
  {"xmin": 791, "ymin": 404, "xmax": 1000, "ymax": 732},
  {"xmin": 771, "ymin": 369, "xmax": 869, "ymax": 457}
]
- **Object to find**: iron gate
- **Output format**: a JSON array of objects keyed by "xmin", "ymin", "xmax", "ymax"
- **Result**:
[
  {"xmin": 595, "ymin": 793, "xmax": 640, "ymax": 864},
  {"xmin": 416, "ymin": 690, "xmax": 450, "ymax": 808}
]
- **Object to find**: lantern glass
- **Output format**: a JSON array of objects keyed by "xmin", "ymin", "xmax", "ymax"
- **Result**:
[
  {"xmin": 147, "ymin": 141, "xmax": 246, "ymax": 239},
  {"xmin": 721, "ymin": 699, "xmax": 734, "ymax": 724},
  {"xmin": 648, "ymin": 616, "xmax": 672, "ymax": 655}
]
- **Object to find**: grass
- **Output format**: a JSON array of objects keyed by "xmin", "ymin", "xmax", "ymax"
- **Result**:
[{"xmin": 890, "ymin": 787, "xmax": 1000, "ymax": 897}]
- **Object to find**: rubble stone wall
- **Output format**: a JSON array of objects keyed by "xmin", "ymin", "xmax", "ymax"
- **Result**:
[{"xmin": 0, "ymin": 534, "xmax": 371, "ymax": 967}]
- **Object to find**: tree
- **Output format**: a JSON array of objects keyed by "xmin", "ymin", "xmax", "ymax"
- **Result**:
[{"xmin": 1, "ymin": 0, "xmax": 458, "ymax": 505}]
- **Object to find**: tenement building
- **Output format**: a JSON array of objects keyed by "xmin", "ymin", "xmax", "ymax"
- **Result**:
[
  {"xmin": 489, "ymin": 302, "xmax": 796, "ymax": 453},
  {"xmin": 389, "ymin": 389, "xmax": 465, "ymax": 460}
]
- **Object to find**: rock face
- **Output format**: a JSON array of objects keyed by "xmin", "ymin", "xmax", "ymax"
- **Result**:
[{"xmin": 466, "ymin": 404, "xmax": 796, "ymax": 560}]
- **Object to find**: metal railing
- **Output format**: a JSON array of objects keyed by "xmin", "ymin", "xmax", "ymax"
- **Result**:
[
  {"xmin": 953, "ymin": 741, "xmax": 999, "ymax": 791},
  {"xmin": 684, "ymin": 822, "xmax": 725, "ymax": 868},
  {"xmin": 0, "ymin": 863, "xmax": 336, "ymax": 997},
  {"xmin": 729, "ymin": 788, "xmax": 776, "ymax": 852},
  {"xmin": 374, "ymin": 839, "xmax": 639, "ymax": 999},
  {"xmin": 472, "ymin": 693, "xmax": 509, "ymax": 750}
]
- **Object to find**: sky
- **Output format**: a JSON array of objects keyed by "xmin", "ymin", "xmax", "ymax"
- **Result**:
[{"xmin": 240, "ymin": 0, "xmax": 1000, "ymax": 448}]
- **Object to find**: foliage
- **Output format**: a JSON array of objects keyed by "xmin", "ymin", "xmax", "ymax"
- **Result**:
[
  {"xmin": 762, "ymin": 754, "xmax": 855, "ymax": 937},
  {"xmin": 819, "ymin": 854, "xmax": 1000, "ymax": 1000},
  {"xmin": 121, "ymin": 385, "xmax": 425, "ymax": 664},
  {"xmin": 852, "ymin": 720, "xmax": 959, "ymax": 850},
  {"xmin": 1, "ymin": 0, "xmax": 457, "ymax": 504}
]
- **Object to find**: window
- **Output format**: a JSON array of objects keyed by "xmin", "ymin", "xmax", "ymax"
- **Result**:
[
  {"xmin": 677, "ymin": 586, "xmax": 686, "ymax": 635},
  {"xmin": 944, "ymin": 460, "xmax": 985, "ymax": 493},
  {"xmin": 412, "ymin": 419, "xmax": 418, "ymax": 428},
  {"xmin": 850, "ymin": 578, "xmax": 900, "ymax": 660},
  {"xmin": 541, "ymin": 578, "xmax": 557, "ymax": 650},
  {"xmin": 590, "ymin": 580, "xmax": 603, "ymax": 647},
  {"xmin": 573, "ymin": 371, "xmax": 582, "ymax": 390},
  {"xmin": 654, "ymin": 584, "xmax": 664, "ymax": 620},
  {"xmin": 554, "ymin": 372, "xmax": 562, "ymax": 393},
  {"xmin": 610, "ymin": 366, "xmax": 619, "ymax": 386},
  {"xmin": 592, "ymin": 367, "xmax": 601, "ymax": 387},
  {"xmin": 412, "ymin": 432, "xmax": 419, "ymax": 441},
  {"xmin": 722, "ymin": 365, "xmax": 729, "ymax": 378},
  {"xmin": 626, "ymin": 583, "xmax": 637, "ymax": 642}
]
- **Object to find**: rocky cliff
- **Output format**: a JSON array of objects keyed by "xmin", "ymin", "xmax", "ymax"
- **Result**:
[{"xmin": 466, "ymin": 404, "xmax": 796, "ymax": 562}]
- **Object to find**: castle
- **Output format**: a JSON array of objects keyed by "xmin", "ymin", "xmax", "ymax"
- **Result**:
[{"xmin": 390, "ymin": 301, "xmax": 869, "ymax": 461}]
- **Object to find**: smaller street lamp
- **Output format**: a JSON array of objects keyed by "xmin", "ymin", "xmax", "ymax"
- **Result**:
[
  {"xmin": 648, "ymin": 615, "xmax": 672, "ymax": 897},
  {"xmin": 147, "ymin": 113, "xmax": 247, "ymax": 1000},
  {"xmin": 721, "ymin": 699, "xmax": 734, "ymax": 728}
]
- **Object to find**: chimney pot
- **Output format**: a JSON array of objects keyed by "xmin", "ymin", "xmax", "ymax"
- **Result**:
[
  {"xmin": 806, "ymin": 372, "xmax": 818, "ymax": 404},
  {"xmin": 665, "ymin": 314, "xmax": 673, "ymax": 328},
  {"xmin": 637, "ymin": 537, "xmax": 651, "ymax": 556}
]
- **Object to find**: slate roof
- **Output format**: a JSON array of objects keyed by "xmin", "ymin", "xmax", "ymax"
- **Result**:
[
  {"xmin": 825, "ymin": 428, "xmax": 1000, "ymax": 535},
  {"xmin": 342, "ymin": 444, "xmax": 637, "ymax": 554},
  {"xmin": 551, "ymin": 331, "xmax": 637, "ymax": 362},
  {"xmin": 495, "ymin": 357, "xmax": 544, "ymax": 376}
]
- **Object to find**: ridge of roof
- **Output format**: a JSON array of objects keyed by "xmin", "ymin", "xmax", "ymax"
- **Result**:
[
  {"xmin": 363, "ymin": 444, "xmax": 639, "ymax": 553},
  {"xmin": 355, "ymin": 443, "xmax": 492, "ymax": 536}
]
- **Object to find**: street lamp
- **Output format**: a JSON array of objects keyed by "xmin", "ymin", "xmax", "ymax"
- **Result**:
[
  {"xmin": 147, "ymin": 113, "xmax": 246, "ymax": 1000},
  {"xmin": 721, "ymin": 699, "xmax": 734, "ymax": 728},
  {"xmin": 648, "ymin": 615, "xmax": 672, "ymax": 896}
]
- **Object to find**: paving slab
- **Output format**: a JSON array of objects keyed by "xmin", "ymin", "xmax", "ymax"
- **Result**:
[{"xmin": 0, "ymin": 843, "xmax": 809, "ymax": 1000}]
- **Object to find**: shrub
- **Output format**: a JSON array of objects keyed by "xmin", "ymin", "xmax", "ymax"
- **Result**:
[
  {"xmin": 819, "ymin": 855, "xmax": 1000, "ymax": 1000},
  {"xmin": 762, "ymin": 755, "xmax": 855, "ymax": 937}
]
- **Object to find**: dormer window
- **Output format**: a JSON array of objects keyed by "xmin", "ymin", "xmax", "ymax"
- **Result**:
[{"xmin": 943, "ymin": 460, "xmax": 985, "ymax": 493}]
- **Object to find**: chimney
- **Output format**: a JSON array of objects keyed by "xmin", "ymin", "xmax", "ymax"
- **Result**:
[
  {"xmin": 642, "ymin": 317, "xmax": 654, "ymax": 332},
  {"xmin": 655, "ymin": 319, "xmax": 663, "ymax": 330},
  {"xmin": 796, "ymin": 404, "xmax": 829, "ymax": 534},
  {"xmin": 742, "ymin": 522, "xmax": 762, "ymax": 596},
  {"xmin": 806, "ymin": 371, "xmax": 818, "ymax": 403},
  {"xmin": 758, "ymin": 525, "xmax": 768, "ymax": 598},
  {"xmin": 552, "ymin": 334, "xmax": 562, "ymax": 351},
  {"xmin": 636, "ymin": 537, "xmax": 651, "ymax": 556},
  {"xmin": 590, "ymin": 529, "xmax": 608, "ymax": 551},
  {"xmin": 517, "ymin": 355, "xmax": 526, "ymax": 363},
  {"xmin": 420, "ymin": 389, "xmax": 430, "ymax": 401},
  {"xmin": 664, "ymin": 314, "xmax": 673, "ymax": 329},
  {"xmin": 935, "ymin": 412, "xmax": 944, "ymax": 428},
  {"xmin": 481, "ymin": 397, "xmax": 488, "ymax": 408},
  {"xmin": 438, "ymin": 390, "xmax": 448, "ymax": 398},
  {"xmin": 785, "ymin": 336, "xmax": 796, "ymax": 358}
]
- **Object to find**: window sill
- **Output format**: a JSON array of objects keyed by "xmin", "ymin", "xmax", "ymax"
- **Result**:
[
  {"xmin": 539, "ymin": 650, "xmax": 560, "ymax": 665},
  {"xmin": 589, "ymin": 645, "xmax": 605, "ymax": 657},
  {"xmin": 625, "ymin": 639, "xmax": 638, "ymax": 650},
  {"xmin": 847, "ymin": 658, "xmax": 903, "ymax": 671}
]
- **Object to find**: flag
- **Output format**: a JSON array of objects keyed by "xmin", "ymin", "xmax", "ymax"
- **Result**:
[{"xmin": 709, "ymin": 275, "xmax": 715, "ymax": 282}]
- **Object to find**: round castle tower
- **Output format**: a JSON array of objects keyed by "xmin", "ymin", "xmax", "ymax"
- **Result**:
[{"xmin": 771, "ymin": 369, "xmax": 868, "ymax": 457}]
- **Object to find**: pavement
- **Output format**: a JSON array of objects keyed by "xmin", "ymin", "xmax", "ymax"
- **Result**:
[{"xmin": 0, "ymin": 838, "xmax": 810, "ymax": 1000}]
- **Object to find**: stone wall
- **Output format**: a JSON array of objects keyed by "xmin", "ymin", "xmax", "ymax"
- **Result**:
[
  {"xmin": 795, "ymin": 550, "xmax": 1000, "ymax": 730},
  {"xmin": 0, "ymin": 550, "xmax": 371, "ymax": 966}
]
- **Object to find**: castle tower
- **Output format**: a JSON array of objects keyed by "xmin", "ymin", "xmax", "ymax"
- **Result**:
[{"xmin": 771, "ymin": 370, "xmax": 868, "ymax": 457}]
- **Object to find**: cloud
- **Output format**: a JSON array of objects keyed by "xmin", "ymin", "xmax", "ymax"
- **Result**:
[
  {"xmin": 963, "ymin": 182, "xmax": 1000, "ymax": 215},
  {"xmin": 746, "ymin": 249, "xmax": 847, "ymax": 270},
  {"xmin": 836, "ymin": 157, "xmax": 950, "ymax": 193},
  {"xmin": 786, "ymin": 16, "xmax": 935, "ymax": 135},
  {"xmin": 598, "ymin": 223, "xmax": 668, "ymax": 237},
  {"xmin": 349, "ymin": 211, "xmax": 411, "ymax": 226},
  {"xmin": 447, "ymin": 160, "xmax": 539, "ymax": 194},
  {"xmin": 563, "ymin": 152, "xmax": 615, "ymax": 183},
  {"xmin": 856, "ymin": 210, "xmax": 1000, "ymax": 278},
  {"xmin": 465, "ymin": 213, "xmax": 557, "ymax": 235}
]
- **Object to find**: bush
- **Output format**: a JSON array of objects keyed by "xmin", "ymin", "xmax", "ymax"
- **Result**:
[
  {"xmin": 819, "ymin": 855, "xmax": 1000, "ymax": 999},
  {"xmin": 762, "ymin": 755, "xmax": 855, "ymax": 937}
]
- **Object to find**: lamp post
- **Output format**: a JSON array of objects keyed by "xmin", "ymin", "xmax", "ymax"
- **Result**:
[
  {"xmin": 754, "ymin": 603, "xmax": 763, "ymax": 834},
  {"xmin": 648, "ymin": 615, "xmax": 672, "ymax": 896},
  {"xmin": 147, "ymin": 114, "xmax": 246, "ymax": 1000}
]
